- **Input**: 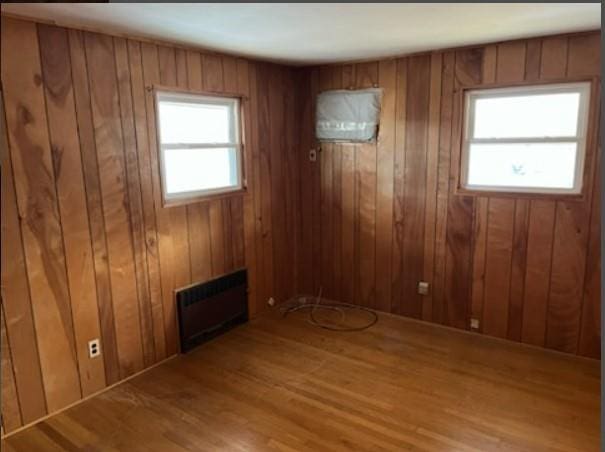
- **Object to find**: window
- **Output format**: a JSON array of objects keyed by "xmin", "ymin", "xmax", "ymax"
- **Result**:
[
  {"xmin": 155, "ymin": 90, "xmax": 243, "ymax": 205},
  {"xmin": 461, "ymin": 82, "xmax": 590, "ymax": 195}
]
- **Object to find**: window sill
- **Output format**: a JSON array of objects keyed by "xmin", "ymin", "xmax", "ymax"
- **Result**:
[
  {"xmin": 454, "ymin": 186, "xmax": 586, "ymax": 202},
  {"xmin": 162, "ymin": 187, "xmax": 247, "ymax": 208}
]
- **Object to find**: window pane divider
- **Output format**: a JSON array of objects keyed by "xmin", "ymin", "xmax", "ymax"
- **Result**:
[
  {"xmin": 468, "ymin": 137, "xmax": 580, "ymax": 145},
  {"xmin": 162, "ymin": 143, "xmax": 240, "ymax": 150}
]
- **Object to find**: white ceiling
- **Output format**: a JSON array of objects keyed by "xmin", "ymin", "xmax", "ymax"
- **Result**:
[{"xmin": 1, "ymin": 3, "xmax": 600, "ymax": 66}]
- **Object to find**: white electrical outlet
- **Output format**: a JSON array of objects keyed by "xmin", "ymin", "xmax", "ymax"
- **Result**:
[
  {"xmin": 470, "ymin": 318, "xmax": 480, "ymax": 330},
  {"xmin": 88, "ymin": 339, "xmax": 101, "ymax": 358},
  {"xmin": 309, "ymin": 149, "xmax": 317, "ymax": 162},
  {"xmin": 417, "ymin": 281, "xmax": 430, "ymax": 295}
]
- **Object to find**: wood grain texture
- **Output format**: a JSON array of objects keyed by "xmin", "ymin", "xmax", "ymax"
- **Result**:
[
  {"xmin": 374, "ymin": 59, "xmax": 396, "ymax": 313},
  {"xmin": 1, "ymin": 17, "xmax": 82, "ymax": 412},
  {"xmin": 68, "ymin": 28, "xmax": 121, "ymax": 386},
  {"xmin": 482, "ymin": 199, "xmax": 515, "ymax": 338},
  {"xmin": 299, "ymin": 31, "xmax": 600, "ymax": 355},
  {"xmin": 3, "ymin": 310, "xmax": 601, "ymax": 452},
  {"xmin": 522, "ymin": 201, "xmax": 557, "ymax": 347},
  {"xmin": 115, "ymin": 37, "xmax": 156, "ymax": 368},
  {"xmin": 141, "ymin": 41, "xmax": 178, "ymax": 358},
  {"xmin": 545, "ymin": 32, "xmax": 599, "ymax": 354},
  {"xmin": 38, "ymin": 24, "xmax": 107, "ymax": 395},
  {"xmin": 0, "ymin": 79, "xmax": 48, "ymax": 424},
  {"xmin": 1, "ymin": 18, "xmax": 301, "ymax": 432},
  {"xmin": 127, "ymin": 39, "xmax": 167, "ymax": 363},
  {"xmin": 85, "ymin": 31, "xmax": 145, "ymax": 377},
  {"xmin": 1, "ymin": 304, "xmax": 22, "ymax": 431},
  {"xmin": 0, "ymin": 19, "xmax": 600, "ymax": 434},
  {"xmin": 422, "ymin": 53, "xmax": 442, "ymax": 321},
  {"xmin": 507, "ymin": 200, "xmax": 529, "ymax": 341},
  {"xmin": 402, "ymin": 55, "xmax": 430, "ymax": 318}
]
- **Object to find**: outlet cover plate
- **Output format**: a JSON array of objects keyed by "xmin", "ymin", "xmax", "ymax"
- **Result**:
[
  {"xmin": 417, "ymin": 281, "xmax": 430, "ymax": 295},
  {"xmin": 88, "ymin": 339, "xmax": 101, "ymax": 358}
]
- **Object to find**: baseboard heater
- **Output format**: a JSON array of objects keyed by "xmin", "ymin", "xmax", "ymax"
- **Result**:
[{"xmin": 176, "ymin": 269, "xmax": 248, "ymax": 353}]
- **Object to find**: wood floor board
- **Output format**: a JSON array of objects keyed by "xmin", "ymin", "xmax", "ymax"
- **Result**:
[{"xmin": 3, "ymin": 311, "xmax": 599, "ymax": 451}]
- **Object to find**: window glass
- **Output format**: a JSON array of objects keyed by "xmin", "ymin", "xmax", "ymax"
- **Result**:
[
  {"xmin": 473, "ymin": 93, "xmax": 580, "ymax": 139},
  {"xmin": 158, "ymin": 101, "xmax": 232, "ymax": 144},
  {"xmin": 462, "ymin": 82, "xmax": 590, "ymax": 194},
  {"xmin": 467, "ymin": 143, "xmax": 577, "ymax": 189},
  {"xmin": 155, "ymin": 91, "xmax": 242, "ymax": 204}
]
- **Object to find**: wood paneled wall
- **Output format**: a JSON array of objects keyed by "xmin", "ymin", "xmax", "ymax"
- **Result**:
[
  {"xmin": 296, "ymin": 31, "xmax": 601, "ymax": 358},
  {"xmin": 0, "ymin": 17, "xmax": 301, "ymax": 433},
  {"xmin": 0, "ymin": 16, "xmax": 600, "ymax": 435}
]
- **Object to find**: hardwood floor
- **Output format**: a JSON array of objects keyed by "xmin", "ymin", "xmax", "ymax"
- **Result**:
[{"xmin": 2, "ymin": 308, "xmax": 599, "ymax": 451}]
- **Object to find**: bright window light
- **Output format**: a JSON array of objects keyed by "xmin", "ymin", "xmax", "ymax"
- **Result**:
[
  {"xmin": 155, "ymin": 91, "xmax": 242, "ymax": 204},
  {"xmin": 461, "ymin": 82, "xmax": 590, "ymax": 195}
]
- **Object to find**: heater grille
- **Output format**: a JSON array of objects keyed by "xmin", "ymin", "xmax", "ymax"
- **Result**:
[{"xmin": 176, "ymin": 269, "xmax": 248, "ymax": 352}]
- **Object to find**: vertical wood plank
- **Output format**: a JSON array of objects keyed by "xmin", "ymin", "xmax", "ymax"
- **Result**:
[
  {"xmin": 432, "ymin": 52, "xmax": 453, "ymax": 324},
  {"xmin": 546, "ymin": 202, "xmax": 590, "ymax": 353},
  {"xmin": 507, "ymin": 200, "xmax": 529, "ymax": 341},
  {"xmin": 85, "ymin": 31, "xmax": 145, "ymax": 377},
  {"xmin": 341, "ymin": 142, "xmax": 356, "ymax": 303},
  {"xmin": 391, "ymin": 58, "xmax": 408, "ymax": 315},
  {"xmin": 68, "ymin": 29, "xmax": 121, "ymax": 384},
  {"xmin": 127, "ymin": 39, "xmax": 167, "ymax": 361},
  {"xmin": 248, "ymin": 63, "xmax": 268, "ymax": 312},
  {"xmin": 521, "ymin": 201, "xmax": 556, "ymax": 346},
  {"xmin": 539, "ymin": 36, "xmax": 567, "ymax": 79},
  {"xmin": 0, "ymin": 91, "xmax": 25, "ymax": 434},
  {"xmin": 443, "ymin": 48, "xmax": 482, "ymax": 329},
  {"xmin": 375, "ymin": 59, "xmax": 396, "ymax": 313},
  {"xmin": 318, "ymin": 66, "xmax": 334, "ymax": 299},
  {"xmin": 238, "ymin": 58, "xmax": 259, "ymax": 309},
  {"xmin": 114, "ymin": 36, "xmax": 156, "ymax": 367},
  {"xmin": 578, "ymin": 148, "xmax": 601, "ymax": 358},
  {"xmin": 256, "ymin": 63, "xmax": 275, "ymax": 304},
  {"xmin": 0, "ymin": 62, "xmax": 48, "ymax": 424},
  {"xmin": 338, "ymin": 65, "xmax": 356, "ymax": 303},
  {"xmin": 309, "ymin": 69, "xmax": 322, "ymax": 296},
  {"xmin": 295, "ymin": 68, "xmax": 313, "ymax": 295},
  {"xmin": 38, "ymin": 24, "xmax": 107, "ymax": 393},
  {"xmin": 421, "ymin": 53, "xmax": 442, "ymax": 321},
  {"xmin": 140, "ymin": 42, "xmax": 176, "ymax": 356},
  {"xmin": 1, "ymin": 304, "xmax": 22, "ymax": 432},
  {"xmin": 524, "ymin": 39, "xmax": 542, "ymax": 82},
  {"xmin": 1, "ymin": 17, "xmax": 82, "ymax": 411},
  {"xmin": 495, "ymin": 41, "xmax": 527, "ymax": 83},
  {"xmin": 209, "ymin": 201, "xmax": 227, "ymax": 276},
  {"xmin": 483, "ymin": 199, "xmax": 515, "ymax": 338},
  {"xmin": 566, "ymin": 33, "xmax": 600, "ymax": 77},
  {"xmin": 401, "ymin": 55, "xmax": 431, "ymax": 318},
  {"xmin": 201, "ymin": 54, "xmax": 224, "ymax": 92},
  {"xmin": 354, "ymin": 62, "xmax": 378, "ymax": 308},
  {"xmin": 328, "ymin": 67, "xmax": 343, "ymax": 300},
  {"xmin": 268, "ymin": 66, "xmax": 288, "ymax": 302}
]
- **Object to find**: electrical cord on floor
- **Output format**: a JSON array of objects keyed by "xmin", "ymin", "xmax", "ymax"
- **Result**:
[{"xmin": 279, "ymin": 287, "xmax": 378, "ymax": 332}]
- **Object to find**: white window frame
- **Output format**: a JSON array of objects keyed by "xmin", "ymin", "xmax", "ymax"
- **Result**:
[
  {"xmin": 461, "ymin": 82, "xmax": 591, "ymax": 195},
  {"xmin": 155, "ymin": 90, "xmax": 243, "ymax": 206}
]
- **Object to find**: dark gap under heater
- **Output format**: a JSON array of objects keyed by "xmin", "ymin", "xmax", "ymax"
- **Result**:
[{"xmin": 176, "ymin": 269, "xmax": 248, "ymax": 353}]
